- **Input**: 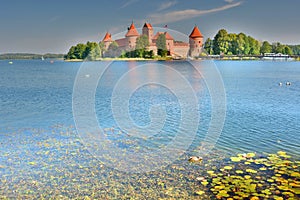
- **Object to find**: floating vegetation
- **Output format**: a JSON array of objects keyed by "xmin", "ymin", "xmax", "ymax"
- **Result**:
[
  {"xmin": 196, "ymin": 151, "xmax": 300, "ymax": 199},
  {"xmin": 0, "ymin": 126, "xmax": 299, "ymax": 199}
]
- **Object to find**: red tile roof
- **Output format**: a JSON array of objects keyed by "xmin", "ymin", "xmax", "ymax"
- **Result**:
[
  {"xmin": 125, "ymin": 22, "xmax": 140, "ymax": 37},
  {"xmin": 102, "ymin": 32, "xmax": 112, "ymax": 42},
  {"xmin": 143, "ymin": 23, "xmax": 153, "ymax": 29},
  {"xmin": 189, "ymin": 26, "xmax": 203, "ymax": 38},
  {"xmin": 152, "ymin": 32, "xmax": 174, "ymax": 40},
  {"xmin": 164, "ymin": 32, "xmax": 174, "ymax": 40}
]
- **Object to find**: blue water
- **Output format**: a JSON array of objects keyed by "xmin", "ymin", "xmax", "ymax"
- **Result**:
[{"xmin": 0, "ymin": 60, "xmax": 299, "ymax": 157}]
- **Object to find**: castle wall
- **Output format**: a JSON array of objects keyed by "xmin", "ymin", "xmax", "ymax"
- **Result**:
[
  {"xmin": 126, "ymin": 36, "xmax": 138, "ymax": 50},
  {"xmin": 172, "ymin": 46, "xmax": 189, "ymax": 58}
]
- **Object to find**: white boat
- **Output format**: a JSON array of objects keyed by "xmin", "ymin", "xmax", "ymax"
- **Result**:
[{"xmin": 263, "ymin": 53, "xmax": 293, "ymax": 61}]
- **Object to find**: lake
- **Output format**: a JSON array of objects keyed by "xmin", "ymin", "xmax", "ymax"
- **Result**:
[{"xmin": 0, "ymin": 60, "xmax": 299, "ymax": 199}]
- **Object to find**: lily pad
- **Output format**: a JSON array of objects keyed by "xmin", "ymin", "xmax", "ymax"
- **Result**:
[
  {"xmin": 231, "ymin": 157, "xmax": 241, "ymax": 162},
  {"xmin": 224, "ymin": 166, "xmax": 233, "ymax": 170}
]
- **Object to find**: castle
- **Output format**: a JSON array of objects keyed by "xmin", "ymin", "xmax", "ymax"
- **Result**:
[{"xmin": 102, "ymin": 22, "xmax": 204, "ymax": 58}]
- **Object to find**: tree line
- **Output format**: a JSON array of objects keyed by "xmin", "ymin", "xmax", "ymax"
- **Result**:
[
  {"xmin": 204, "ymin": 29, "xmax": 299, "ymax": 56},
  {"xmin": 65, "ymin": 34, "xmax": 168, "ymax": 60},
  {"xmin": 0, "ymin": 53, "xmax": 65, "ymax": 60}
]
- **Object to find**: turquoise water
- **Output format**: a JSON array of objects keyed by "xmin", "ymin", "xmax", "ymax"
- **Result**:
[{"xmin": 0, "ymin": 60, "xmax": 299, "ymax": 198}]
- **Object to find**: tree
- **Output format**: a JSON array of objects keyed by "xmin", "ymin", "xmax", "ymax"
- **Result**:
[
  {"xmin": 106, "ymin": 41, "xmax": 120, "ymax": 58},
  {"xmin": 156, "ymin": 34, "xmax": 167, "ymax": 57},
  {"xmin": 74, "ymin": 43, "xmax": 87, "ymax": 59},
  {"xmin": 99, "ymin": 42, "xmax": 106, "ymax": 57},
  {"xmin": 204, "ymin": 38, "xmax": 214, "ymax": 55},
  {"xmin": 213, "ymin": 29, "xmax": 229, "ymax": 55},
  {"xmin": 135, "ymin": 35, "xmax": 149, "ymax": 58},
  {"xmin": 260, "ymin": 41, "xmax": 272, "ymax": 54},
  {"xmin": 65, "ymin": 43, "xmax": 87, "ymax": 59},
  {"xmin": 275, "ymin": 43, "xmax": 286, "ymax": 54},
  {"xmin": 236, "ymin": 33, "xmax": 246, "ymax": 55},
  {"xmin": 248, "ymin": 36, "xmax": 260, "ymax": 55},
  {"xmin": 284, "ymin": 46, "xmax": 293, "ymax": 55},
  {"xmin": 228, "ymin": 33, "xmax": 238, "ymax": 55},
  {"xmin": 136, "ymin": 35, "xmax": 149, "ymax": 50},
  {"xmin": 85, "ymin": 41, "xmax": 101, "ymax": 60},
  {"xmin": 66, "ymin": 46, "xmax": 77, "ymax": 59},
  {"xmin": 289, "ymin": 45, "xmax": 300, "ymax": 55}
]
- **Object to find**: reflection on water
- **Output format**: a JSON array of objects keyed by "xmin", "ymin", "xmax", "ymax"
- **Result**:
[{"xmin": 0, "ymin": 60, "xmax": 299, "ymax": 198}]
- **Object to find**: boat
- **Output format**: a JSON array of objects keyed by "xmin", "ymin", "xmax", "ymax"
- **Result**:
[
  {"xmin": 41, "ymin": 56, "xmax": 44, "ymax": 61},
  {"xmin": 8, "ymin": 61, "xmax": 13, "ymax": 64},
  {"xmin": 262, "ymin": 53, "xmax": 293, "ymax": 61}
]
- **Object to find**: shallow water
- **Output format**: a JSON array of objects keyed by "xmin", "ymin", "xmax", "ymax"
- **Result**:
[{"xmin": 0, "ymin": 60, "xmax": 299, "ymax": 198}]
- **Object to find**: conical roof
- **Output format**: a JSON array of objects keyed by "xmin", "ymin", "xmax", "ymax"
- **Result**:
[
  {"xmin": 189, "ymin": 26, "xmax": 203, "ymax": 38},
  {"xmin": 143, "ymin": 23, "xmax": 153, "ymax": 29},
  {"xmin": 102, "ymin": 32, "xmax": 112, "ymax": 42},
  {"xmin": 125, "ymin": 22, "xmax": 140, "ymax": 37},
  {"xmin": 164, "ymin": 32, "xmax": 174, "ymax": 40}
]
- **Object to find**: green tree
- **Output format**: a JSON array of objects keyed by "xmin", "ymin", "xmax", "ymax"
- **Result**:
[
  {"xmin": 284, "ymin": 46, "xmax": 293, "ymax": 55},
  {"xmin": 213, "ymin": 29, "xmax": 229, "ymax": 55},
  {"xmin": 99, "ymin": 42, "xmax": 106, "ymax": 57},
  {"xmin": 74, "ymin": 43, "xmax": 87, "ymax": 59},
  {"xmin": 289, "ymin": 45, "xmax": 300, "ymax": 55},
  {"xmin": 85, "ymin": 41, "xmax": 101, "ymax": 60},
  {"xmin": 260, "ymin": 41, "xmax": 272, "ymax": 54},
  {"xmin": 135, "ymin": 35, "xmax": 149, "ymax": 58},
  {"xmin": 236, "ymin": 33, "xmax": 247, "ymax": 55},
  {"xmin": 228, "ymin": 33, "xmax": 238, "ymax": 55},
  {"xmin": 136, "ymin": 35, "xmax": 149, "ymax": 50},
  {"xmin": 275, "ymin": 43, "xmax": 286, "ymax": 54},
  {"xmin": 204, "ymin": 38, "xmax": 214, "ymax": 55},
  {"xmin": 156, "ymin": 34, "xmax": 167, "ymax": 57},
  {"xmin": 66, "ymin": 46, "xmax": 77, "ymax": 59},
  {"xmin": 248, "ymin": 36, "xmax": 260, "ymax": 55},
  {"xmin": 106, "ymin": 41, "xmax": 120, "ymax": 58}
]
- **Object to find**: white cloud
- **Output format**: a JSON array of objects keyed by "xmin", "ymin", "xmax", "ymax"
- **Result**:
[
  {"xmin": 120, "ymin": 0, "xmax": 139, "ymax": 9},
  {"xmin": 157, "ymin": 1, "xmax": 178, "ymax": 11},
  {"xmin": 149, "ymin": 1, "xmax": 243, "ymax": 25}
]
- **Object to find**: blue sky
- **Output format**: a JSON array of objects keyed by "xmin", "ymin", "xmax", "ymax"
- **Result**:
[{"xmin": 0, "ymin": 0, "xmax": 299, "ymax": 54}]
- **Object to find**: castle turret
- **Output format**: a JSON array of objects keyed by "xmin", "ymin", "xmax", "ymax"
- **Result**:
[
  {"xmin": 189, "ymin": 26, "xmax": 204, "ymax": 57},
  {"xmin": 142, "ymin": 23, "xmax": 153, "ymax": 44},
  {"xmin": 102, "ymin": 32, "xmax": 113, "ymax": 50},
  {"xmin": 125, "ymin": 22, "xmax": 140, "ymax": 50}
]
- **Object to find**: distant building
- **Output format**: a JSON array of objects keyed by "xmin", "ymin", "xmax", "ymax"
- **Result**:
[{"xmin": 102, "ymin": 22, "xmax": 204, "ymax": 58}]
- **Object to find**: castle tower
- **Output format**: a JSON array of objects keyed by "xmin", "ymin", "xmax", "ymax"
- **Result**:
[
  {"xmin": 142, "ymin": 23, "xmax": 153, "ymax": 44},
  {"xmin": 125, "ymin": 22, "xmax": 140, "ymax": 50},
  {"xmin": 189, "ymin": 25, "xmax": 204, "ymax": 57},
  {"xmin": 102, "ymin": 32, "xmax": 113, "ymax": 50}
]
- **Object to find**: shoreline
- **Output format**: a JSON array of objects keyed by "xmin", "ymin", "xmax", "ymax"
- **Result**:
[{"xmin": 64, "ymin": 57, "xmax": 300, "ymax": 62}]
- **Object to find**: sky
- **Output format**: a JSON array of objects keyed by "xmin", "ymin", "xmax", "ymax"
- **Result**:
[{"xmin": 0, "ymin": 0, "xmax": 299, "ymax": 54}]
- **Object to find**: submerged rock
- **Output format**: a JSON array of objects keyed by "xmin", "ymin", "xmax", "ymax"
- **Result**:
[{"xmin": 188, "ymin": 156, "xmax": 203, "ymax": 162}]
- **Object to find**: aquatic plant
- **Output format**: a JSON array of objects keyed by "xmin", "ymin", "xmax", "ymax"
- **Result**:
[{"xmin": 196, "ymin": 151, "xmax": 300, "ymax": 199}]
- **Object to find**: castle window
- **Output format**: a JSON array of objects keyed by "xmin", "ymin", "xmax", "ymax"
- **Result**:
[{"xmin": 199, "ymin": 41, "xmax": 201, "ymax": 44}]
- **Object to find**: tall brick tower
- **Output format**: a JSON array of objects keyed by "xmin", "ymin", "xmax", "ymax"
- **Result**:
[
  {"xmin": 142, "ymin": 23, "xmax": 154, "ymax": 44},
  {"xmin": 102, "ymin": 32, "xmax": 113, "ymax": 50},
  {"xmin": 189, "ymin": 25, "xmax": 204, "ymax": 57},
  {"xmin": 125, "ymin": 22, "xmax": 140, "ymax": 50}
]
